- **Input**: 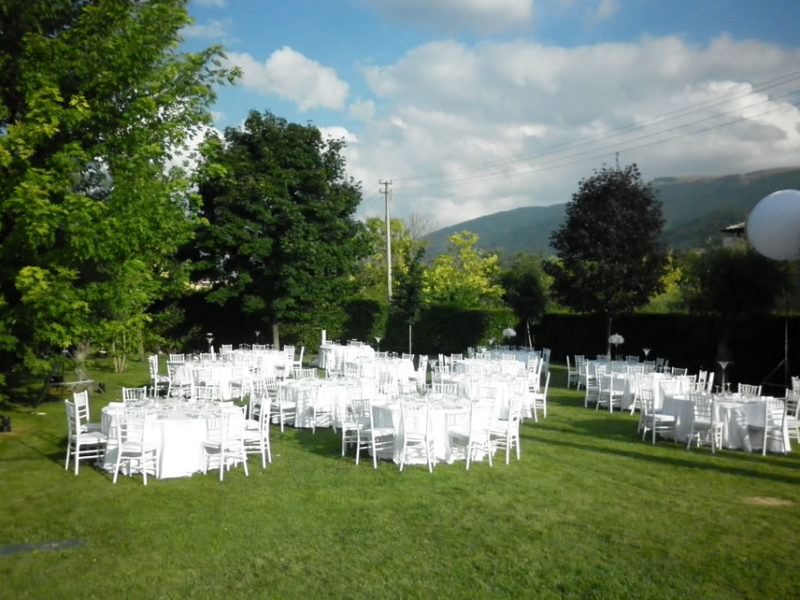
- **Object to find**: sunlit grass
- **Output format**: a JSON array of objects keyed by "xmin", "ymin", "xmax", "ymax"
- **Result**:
[{"xmin": 1, "ymin": 361, "xmax": 799, "ymax": 599}]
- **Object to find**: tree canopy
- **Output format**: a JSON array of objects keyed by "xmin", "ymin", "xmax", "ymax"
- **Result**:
[
  {"xmin": 679, "ymin": 244, "xmax": 793, "ymax": 317},
  {"xmin": 500, "ymin": 252, "xmax": 549, "ymax": 345},
  {"xmin": 547, "ymin": 163, "xmax": 667, "ymax": 317},
  {"xmin": 0, "ymin": 0, "xmax": 235, "ymax": 376},
  {"xmin": 423, "ymin": 231, "xmax": 504, "ymax": 308},
  {"xmin": 356, "ymin": 217, "xmax": 428, "ymax": 301},
  {"xmin": 193, "ymin": 110, "xmax": 369, "ymax": 345}
]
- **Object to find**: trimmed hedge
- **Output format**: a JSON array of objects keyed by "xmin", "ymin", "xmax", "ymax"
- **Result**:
[{"xmin": 535, "ymin": 312, "xmax": 799, "ymax": 394}]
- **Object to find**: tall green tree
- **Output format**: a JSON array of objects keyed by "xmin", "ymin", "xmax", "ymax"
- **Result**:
[
  {"xmin": 194, "ymin": 110, "xmax": 369, "ymax": 347},
  {"xmin": 546, "ymin": 163, "xmax": 667, "ymax": 347},
  {"xmin": 0, "ymin": 0, "xmax": 235, "ymax": 377}
]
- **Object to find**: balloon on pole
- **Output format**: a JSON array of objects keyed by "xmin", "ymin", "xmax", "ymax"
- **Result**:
[{"xmin": 746, "ymin": 189, "xmax": 800, "ymax": 260}]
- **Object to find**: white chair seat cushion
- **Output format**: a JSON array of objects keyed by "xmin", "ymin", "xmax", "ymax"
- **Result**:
[{"xmin": 75, "ymin": 431, "xmax": 108, "ymax": 444}]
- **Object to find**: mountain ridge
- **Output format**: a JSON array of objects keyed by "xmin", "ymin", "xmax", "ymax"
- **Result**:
[{"xmin": 421, "ymin": 166, "xmax": 800, "ymax": 259}]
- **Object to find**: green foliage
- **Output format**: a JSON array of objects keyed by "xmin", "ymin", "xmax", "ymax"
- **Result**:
[
  {"xmin": 342, "ymin": 298, "xmax": 387, "ymax": 344},
  {"xmin": 356, "ymin": 217, "xmax": 428, "ymax": 301},
  {"xmin": 193, "ymin": 110, "xmax": 369, "ymax": 341},
  {"xmin": 499, "ymin": 252, "xmax": 549, "ymax": 330},
  {"xmin": 639, "ymin": 252, "xmax": 685, "ymax": 313},
  {"xmin": 423, "ymin": 230, "xmax": 505, "ymax": 308},
  {"xmin": 679, "ymin": 244, "xmax": 793, "ymax": 317},
  {"xmin": 0, "ymin": 0, "xmax": 236, "ymax": 381},
  {"xmin": 385, "ymin": 304, "xmax": 513, "ymax": 355},
  {"xmin": 547, "ymin": 163, "xmax": 668, "ymax": 317}
]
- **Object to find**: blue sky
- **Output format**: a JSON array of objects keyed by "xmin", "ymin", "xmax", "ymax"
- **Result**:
[{"xmin": 182, "ymin": 0, "xmax": 800, "ymax": 227}]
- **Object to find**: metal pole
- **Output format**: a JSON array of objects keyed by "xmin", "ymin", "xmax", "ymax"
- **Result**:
[{"xmin": 380, "ymin": 180, "xmax": 392, "ymax": 300}]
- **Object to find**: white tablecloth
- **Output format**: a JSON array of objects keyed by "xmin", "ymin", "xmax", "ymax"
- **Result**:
[
  {"xmin": 661, "ymin": 394, "xmax": 791, "ymax": 452},
  {"xmin": 101, "ymin": 401, "xmax": 243, "ymax": 479},
  {"xmin": 619, "ymin": 372, "xmax": 692, "ymax": 410},
  {"xmin": 282, "ymin": 379, "xmax": 367, "ymax": 429},
  {"xmin": 371, "ymin": 395, "xmax": 472, "ymax": 465},
  {"xmin": 319, "ymin": 343, "xmax": 375, "ymax": 371}
]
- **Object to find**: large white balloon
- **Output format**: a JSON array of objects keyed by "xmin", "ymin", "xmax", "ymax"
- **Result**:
[{"xmin": 746, "ymin": 189, "xmax": 800, "ymax": 261}]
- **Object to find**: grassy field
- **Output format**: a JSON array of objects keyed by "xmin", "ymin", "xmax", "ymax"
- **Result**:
[{"xmin": 1, "ymin": 358, "xmax": 799, "ymax": 599}]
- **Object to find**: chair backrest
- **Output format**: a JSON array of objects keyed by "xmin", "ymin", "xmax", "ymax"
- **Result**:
[
  {"xmin": 378, "ymin": 371, "xmax": 397, "ymax": 397},
  {"xmin": 344, "ymin": 361, "xmax": 361, "ymax": 379},
  {"xmin": 477, "ymin": 385, "xmax": 498, "ymax": 402},
  {"xmin": 468, "ymin": 401, "xmax": 495, "ymax": 439},
  {"xmin": 73, "ymin": 390, "xmax": 91, "ymax": 423},
  {"xmin": 639, "ymin": 387, "xmax": 655, "ymax": 417},
  {"xmin": 432, "ymin": 382, "xmax": 458, "ymax": 396},
  {"xmin": 786, "ymin": 389, "xmax": 800, "ymax": 419},
  {"xmin": 148, "ymin": 354, "xmax": 159, "ymax": 378},
  {"xmin": 540, "ymin": 371, "xmax": 551, "ymax": 398},
  {"xmin": 293, "ymin": 367, "xmax": 316, "ymax": 380},
  {"xmin": 64, "ymin": 399, "xmax": 79, "ymax": 436},
  {"xmin": 738, "ymin": 383, "xmax": 762, "ymax": 396},
  {"xmin": 118, "ymin": 408, "xmax": 155, "ymax": 454},
  {"xmin": 122, "ymin": 386, "xmax": 148, "ymax": 403},
  {"xmin": 704, "ymin": 371, "xmax": 715, "ymax": 393},
  {"xmin": 169, "ymin": 353, "xmax": 185, "ymax": 363},
  {"xmin": 764, "ymin": 397, "xmax": 786, "ymax": 431},
  {"xmin": 401, "ymin": 401, "xmax": 430, "ymax": 438},
  {"xmin": 194, "ymin": 383, "xmax": 221, "ymax": 402},
  {"xmin": 691, "ymin": 393, "xmax": 713, "ymax": 422}
]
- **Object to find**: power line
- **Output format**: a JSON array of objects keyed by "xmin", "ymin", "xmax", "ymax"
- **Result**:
[
  {"xmin": 397, "ymin": 89, "xmax": 800, "ymax": 194},
  {"xmin": 390, "ymin": 70, "xmax": 800, "ymax": 192}
]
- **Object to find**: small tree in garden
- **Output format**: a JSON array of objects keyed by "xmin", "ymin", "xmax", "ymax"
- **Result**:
[
  {"xmin": 546, "ymin": 163, "xmax": 667, "ymax": 351},
  {"xmin": 423, "ymin": 231, "xmax": 505, "ymax": 309},
  {"xmin": 356, "ymin": 217, "xmax": 427, "ymax": 301},
  {"xmin": 390, "ymin": 247, "xmax": 426, "ymax": 354},
  {"xmin": 500, "ymin": 253, "xmax": 549, "ymax": 348}
]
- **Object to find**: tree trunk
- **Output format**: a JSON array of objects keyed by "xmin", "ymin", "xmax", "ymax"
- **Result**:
[
  {"xmin": 272, "ymin": 323, "xmax": 280, "ymax": 350},
  {"xmin": 408, "ymin": 323, "xmax": 412, "ymax": 355}
]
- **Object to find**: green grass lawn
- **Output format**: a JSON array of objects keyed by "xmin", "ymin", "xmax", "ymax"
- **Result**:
[{"xmin": 1, "ymin": 360, "xmax": 799, "ymax": 599}]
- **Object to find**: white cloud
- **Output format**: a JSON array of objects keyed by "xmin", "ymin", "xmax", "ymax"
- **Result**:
[
  {"xmin": 363, "ymin": 0, "xmax": 533, "ymax": 34},
  {"xmin": 349, "ymin": 99, "xmax": 376, "ymax": 121},
  {"xmin": 182, "ymin": 18, "xmax": 230, "ymax": 39},
  {"xmin": 348, "ymin": 35, "xmax": 800, "ymax": 227},
  {"xmin": 193, "ymin": 0, "xmax": 227, "ymax": 7},
  {"xmin": 319, "ymin": 126, "xmax": 359, "ymax": 144},
  {"xmin": 594, "ymin": 0, "xmax": 618, "ymax": 20},
  {"xmin": 226, "ymin": 48, "xmax": 350, "ymax": 112}
]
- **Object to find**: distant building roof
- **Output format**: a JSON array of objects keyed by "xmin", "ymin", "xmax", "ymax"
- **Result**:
[{"xmin": 721, "ymin": 222, "xmax": 746, "ymax": 236}]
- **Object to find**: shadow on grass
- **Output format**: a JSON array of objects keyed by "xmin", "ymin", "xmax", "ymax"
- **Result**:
[
  {"xmin": 521, "ymin": 427, "xmax": 800, "ymax": 484},
  {"xmin": 2, "ymin": 428, "xmax": 67, "ymax": 467},
  {"xmin": 279, "ymin": 426, "xmax": 344, "ymax": 460}
]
